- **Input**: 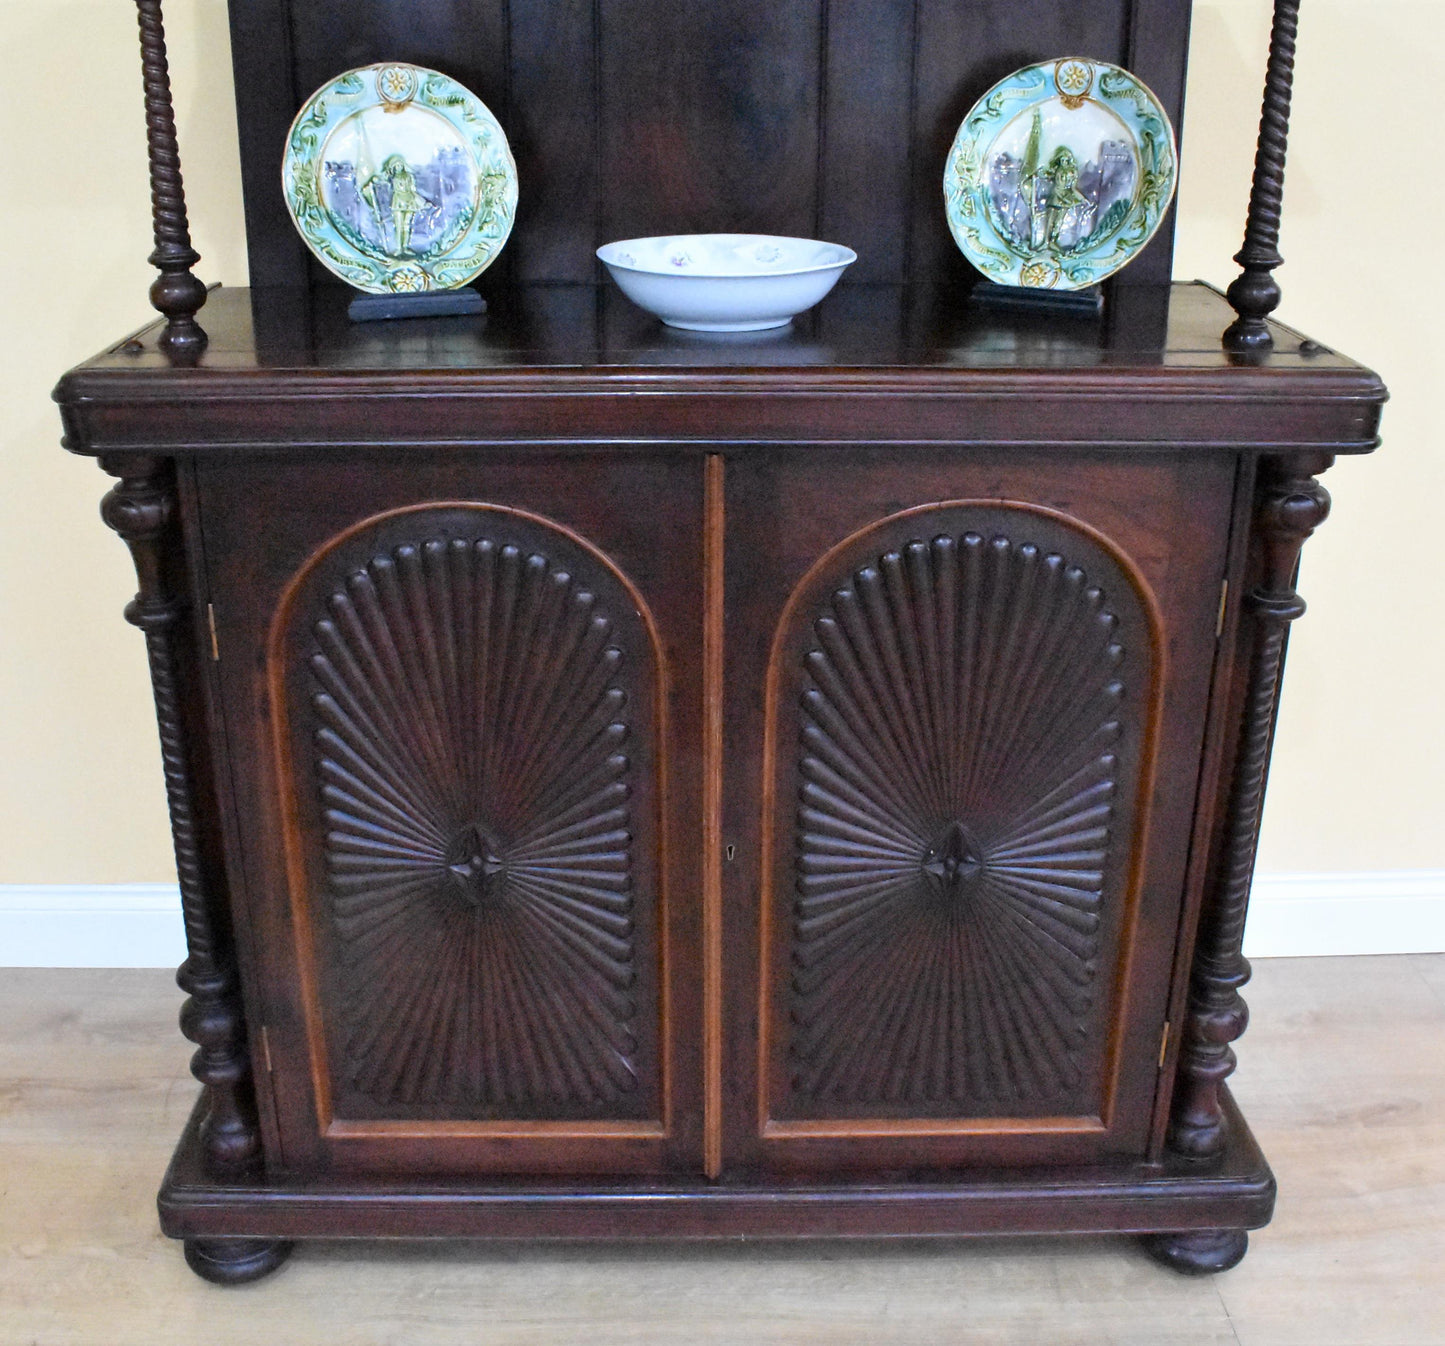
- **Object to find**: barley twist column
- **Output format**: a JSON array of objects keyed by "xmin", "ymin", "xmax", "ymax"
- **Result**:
[
  {"xmin": 1224, "ymin": 0, "xmax": 1300, "ymax": 352},
  {"xmin": 135, "ymin": 0, "xmax": 208, "ymax": 354}
]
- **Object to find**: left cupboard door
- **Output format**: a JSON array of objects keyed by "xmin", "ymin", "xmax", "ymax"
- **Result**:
[{"xmin": 193, "ymin": 451, "xmax": 705, "ymax": 1178}]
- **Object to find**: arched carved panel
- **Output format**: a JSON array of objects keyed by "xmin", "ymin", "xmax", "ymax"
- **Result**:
[
  {"xmin": 272, "ymin": 506, "xmax": 663, "ymax": 1122},
  {"xmin": 765, "ymin": 504, "xmax": 1161, "ymax": 1122}
]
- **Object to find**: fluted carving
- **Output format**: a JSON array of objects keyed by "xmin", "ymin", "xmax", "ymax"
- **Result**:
[
  {"xmin": 784, "ymin": 529, "xmax": 1151, "ymax": 1111},
  {"xmin": 1224, "ymin": 0, "xmax": 1300, "ymax": 351},
  {"xmin": 134, "ymin": 0, "xmax": 207, "ymax": 355},
  {"xmin": 99, "ymin": 455, "xmax": 258, "ymax": 1169},
  {"xmin": 291, "ymin": 532, "xmax": 648, "ymax": 1112},
  {"xmin": 1169, "ymin": 453, "xmax": 1332, "ymax": 1158}
]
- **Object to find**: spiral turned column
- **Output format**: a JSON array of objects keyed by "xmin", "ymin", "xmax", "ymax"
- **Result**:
[
  {"xmin": 1167, "ymin": 451, "xmax": 1332, "ymax": 1159},
  {"xmin": 134, "ymin": 0, "xmax": 207, "ymax": 355},
  {"xmin": 99, "ymin": 456, "xmax": 259, "ymax": 1171},
  {"xmin": 1223, "ymin": 0, "xmax": 1300, "ymax": 352}
]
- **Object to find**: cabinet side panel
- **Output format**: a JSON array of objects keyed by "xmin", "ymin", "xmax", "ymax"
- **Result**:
[
  {"xmin": 228, "ymin": 0, "xmax": 305, "ymax": 289},
  {"xmin": 174, "ymin": 458, "xmax": 286, "ymax": 1164}
]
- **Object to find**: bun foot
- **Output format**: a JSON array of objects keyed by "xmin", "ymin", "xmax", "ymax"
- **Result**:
[
  {"xmin": 183, "ymin": 1236, "xmax": 293, "ymax": 1284},
  {"xmin": 1140, "ymin": 1228, "xmax": 1249, "ymax": 1275}
]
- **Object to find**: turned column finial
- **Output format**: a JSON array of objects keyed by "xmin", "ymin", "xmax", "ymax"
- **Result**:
[
  {"xmin": 1223, "ymin": 0, "xmax": 1301, "ymax": 352},
  {"xmin": 134, "ymin": 0, "xmax": 208, "ymax": 355}
]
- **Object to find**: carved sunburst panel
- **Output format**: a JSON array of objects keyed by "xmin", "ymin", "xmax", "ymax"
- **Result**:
[
  {"xmin": 275, "ymin": 509, "xmax": 662, "ymax": 1122},
  {"xmin": 768, "ymin": 506, "xmax": 1159, "ymax": 1121}
]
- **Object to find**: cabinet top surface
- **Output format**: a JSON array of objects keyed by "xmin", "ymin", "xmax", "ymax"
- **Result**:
[
  {"xmin": 55, "ymin": 283, "xmax": 1385, "ymax": 455},
  {"xmin": 66, "ymin": 283, "xmax": 1379, "ymax": 382}
]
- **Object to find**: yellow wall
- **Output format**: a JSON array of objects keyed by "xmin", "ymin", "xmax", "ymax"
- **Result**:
[{"xmin": 3, "ymin": 0, "xmax": 1437, "ymax": 882}]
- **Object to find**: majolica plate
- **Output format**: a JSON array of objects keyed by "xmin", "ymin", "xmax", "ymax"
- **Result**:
[
  {"xmin": 283, "ymin": 63, "xmax": 517, "ymax": 294},
  {"xmin": 943, "ymin": 57, "xmax": 1176, "ymax": 291}
]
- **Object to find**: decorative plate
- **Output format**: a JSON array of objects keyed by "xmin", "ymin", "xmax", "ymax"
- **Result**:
[
  {"xmin": 283, "ymin": 63, "xmax": 517, "ymax": 294},
  {"xmin": 943, "ymin": 57, "xmax": 1176, "ymax": 291}
]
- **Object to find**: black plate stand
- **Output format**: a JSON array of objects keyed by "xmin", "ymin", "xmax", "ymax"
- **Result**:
[
  {"xmin": 969, "ymin": 281, "xmax": 1104, "ymax": 316},
  {"xmin": 348, "ymin": 288, "xmax": 487, "ymax": 322}
]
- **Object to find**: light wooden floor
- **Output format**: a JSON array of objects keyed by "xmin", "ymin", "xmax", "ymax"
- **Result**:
[{"xmin": 1, "ymin": 955, "xmax": 1441, "ymax": 1345}]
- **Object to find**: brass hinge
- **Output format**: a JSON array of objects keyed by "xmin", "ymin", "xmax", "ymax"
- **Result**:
[
  {"xmin": 1158, "ymin": 1020, "xmax": 1171, "ymax": 1069},
  {"xmin": 259, "ymin": 1024, "xmax": 274, "ymax": 1075},
  {"xmin": 206, "ymin": 602, "xmax": 220, "ymax": 661},
  {"xmin": 1215, "ymin": 579, "xmax": 1229, "ymax": 639}
]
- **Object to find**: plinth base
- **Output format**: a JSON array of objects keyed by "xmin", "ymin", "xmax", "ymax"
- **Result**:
[{"xmin": 159, "ymin": 1090, "xmax": 1272, "ymax": 1282}]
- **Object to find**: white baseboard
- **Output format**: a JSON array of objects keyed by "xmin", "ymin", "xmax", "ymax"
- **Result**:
[
  {"xmin": 2, "ymin": 873, "xmax": 1443, "ymax": 967},
  {"xmin": 0, "ymin": 884, "xmax": 188, "ymax": 968},
  {"xmin": 1241, "ymin": 870, "xmax": 1445, "ymax": 958}
]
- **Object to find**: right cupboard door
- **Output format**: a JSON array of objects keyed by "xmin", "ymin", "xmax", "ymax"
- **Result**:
[{"xmin": 721, "ymin": 448, "xmax": 1238, "ymax": 1175}]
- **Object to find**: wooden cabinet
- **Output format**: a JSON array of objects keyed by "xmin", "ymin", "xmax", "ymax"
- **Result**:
[
  {"xmin": 57, "ymin": 284, "xmax": 1385, "ymax": 1284},
  {"xmin": 60, "ymin": 0, "xmax": 1386, "ymax": 1286}
]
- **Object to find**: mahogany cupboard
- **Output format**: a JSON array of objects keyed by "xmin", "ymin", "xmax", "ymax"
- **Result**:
[{"xmin": 53, "ymin": 0, "xmax": 1386, "ymax": 1284}]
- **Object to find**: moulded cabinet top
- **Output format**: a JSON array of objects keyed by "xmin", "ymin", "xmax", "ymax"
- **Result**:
[{"xmin": 55, "ymin": 283, "xmax": 1386, "ymax": 455}]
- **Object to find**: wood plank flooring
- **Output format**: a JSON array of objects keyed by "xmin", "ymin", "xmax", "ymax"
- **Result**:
[{"xmin": 1, "ymin": 956, "xmax": 1441, "ymax": 1345}]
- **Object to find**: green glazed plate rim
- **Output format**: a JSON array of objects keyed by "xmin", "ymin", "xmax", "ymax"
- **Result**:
[
  {"xmin": 282, "ymin": 62, "xmax": 518, "ymax": 295},
  {"xmin": 943, "ymin": 57, "xmax": 1178, "ymax": 292}
]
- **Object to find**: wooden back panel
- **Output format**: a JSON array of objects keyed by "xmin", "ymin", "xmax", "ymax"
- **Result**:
[{"xmin": 228, "ymin": 0, "xmax": 1193, "ymax": 289}]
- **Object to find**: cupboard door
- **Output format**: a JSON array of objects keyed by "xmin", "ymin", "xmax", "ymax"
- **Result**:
[
  {"xmin": 197, "ymin": 452, "xmax": 704, "ymax": 1176},
  {"xmin": 722, "ymin": 448, "xmax": 1237, "ymax": 1174}
]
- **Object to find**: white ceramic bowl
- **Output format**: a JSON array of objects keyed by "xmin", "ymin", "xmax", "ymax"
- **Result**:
[{"xmin": 597, "ymin": 234, "xmax": 856, "ymax": 331}]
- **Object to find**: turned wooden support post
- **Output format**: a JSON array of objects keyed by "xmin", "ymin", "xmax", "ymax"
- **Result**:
[
  {"xmin": 1168, "ymin": 451, "xmax": 1331, "ymax": 1159},
  {"xmin": 134, "ymin": 0, "xmax": 208, "ymax": 355},
  {"xmin": 99, "ymin": 455, "xmax": 260, "ymax": 1172},
  {"xmin": 1223, "ymin": 0, "xmax": 1300, "ymax": 352}
]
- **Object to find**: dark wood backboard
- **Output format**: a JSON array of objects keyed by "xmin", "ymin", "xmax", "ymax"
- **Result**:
[{"xmin": 227, "ymin": 0, "xmax": 1193, "ymax": 289}]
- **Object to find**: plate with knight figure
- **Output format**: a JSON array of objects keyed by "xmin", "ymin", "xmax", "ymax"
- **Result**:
[
  {"xmin": 943, "ymin": 57, "xmax": 1176, "ymax": 291},
  {"xmin": 282, "ymin": 63, "xmax": 518, "ymax": 294}
]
